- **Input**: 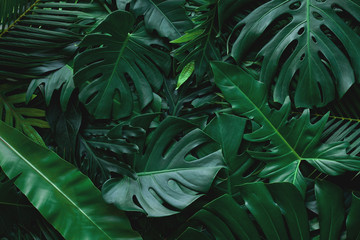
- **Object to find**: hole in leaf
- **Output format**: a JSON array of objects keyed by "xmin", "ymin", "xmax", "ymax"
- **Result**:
[
  {"xmin": 92, "ymin": 73, "xmax": 103, "ymax": 81},
  {"xmin": 85, "ymin": 91, "xmax": 98, "ymax": 105},
  {"xmin": 300, "ymin": 53, "xmax": 305, "ymax": 61},
  {"xmin": 279, "ymin": 40, "xmax": 298, "ymax": 66},
  {"xmin": 298, "ymin": 27, "xmax": 305, "ymax": 35},
  {"xmin": 289, "ymin": 1, "xmax": 301, "ymax": 10},
  {"xmin": 315, "ymin": 0, "xmax": 326, "ymax": 2},
  {"xmin": 312, "ymin": 36, "xmax": 317, "ymax": 43},
  {"xmin": 317, "ymin": 82, "xmax": 324, "ymax": 103},
  {"xmin": 312, "ymin": 11, "xmax": 323, "ymax": 20}
]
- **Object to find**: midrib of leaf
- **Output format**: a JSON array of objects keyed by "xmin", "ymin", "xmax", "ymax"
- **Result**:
[
  {"xmin": 97, "ymin": 33, "xmax": 130, "ymax": 114},
  {"xmin": 0, "ymin": 93, "xmax": 45, "ymax": 145},
  {"xmin": 0, "ymin": 137, "xmax": 112, "ymax": 239},
  {"xmin": 306, "ymin": 0, "xmax": 312, "ymax": 81},
  {"xmin": 217, "ymin": 67, "xmax": 305, "ymax": 184},
  {"xmin": 0, "ymin": 0, "xmax": 41, "ymax": 38},
  {"xmin": 148, "ymin": 0, "xmax": 181, "ymax": 37},
  {"xmin": 137, "ymin": 166, "xmax": 220, "ymax": 176}
]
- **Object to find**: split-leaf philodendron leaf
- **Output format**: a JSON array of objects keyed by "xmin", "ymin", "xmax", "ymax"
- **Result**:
[
  {"xmin": 102, "ymin": 116, "xmax": 224, "ymax": 217},
  {"xmin": 212, "ymin": 62, "xmax": 360, "ymax": 195},
  {"xmin": 74, "ymin": 10, "xmax": 170, "ymax": 120},
  {"xmin": 231, "ymin": 0, "xmax": 360, "ymax": 108}
]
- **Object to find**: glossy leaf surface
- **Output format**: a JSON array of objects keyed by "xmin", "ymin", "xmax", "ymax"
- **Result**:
[
  {"xmin": 74, "ymin": 10, "xmax": 170, "ymax": 119},
  {"xmin": 103, "ymin": 117, "xmax": 224, "ymax": 217},
  {"xmin": 212, "ymin": 62, "xmax": 360, "ymax": 194},
  {"xmin": 0, "ymin": 121, "xmax": 140, "ymax": 240},
  {"xmin": 231, "ymin": 0, "xmax": 360, "ymax": 107}
]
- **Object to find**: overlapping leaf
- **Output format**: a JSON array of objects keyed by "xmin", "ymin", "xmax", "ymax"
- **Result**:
[
  {"xmin": 0, "ymin": 84, "xmax": 49, "ymax": 145},
  {"xmin": 26, "ymin": 65, "xmax": 75, "ymax": 111},
  {"xmin": 0, "ymin": 121, "xmax": 140, "ymax": 240},
  {"xmin": 74, "ymin": 10, "xmax": 171, "ymax": 119},
  {"xmin": 130, "ymin": 0, "xmax": 193, "ymax": 40},
  {"xmin": 231, "ymin": 0, "xmax": 360, "ymax": 107},
  {"xmin": 212, "ymin": 62, "xmax": 360, "ymax": 195},
  {"xmin": 102, "ymin": 117, "xmax": 224, "ymax": 217},
  {"xmin": 179, "ymin": 181, "xmax": 360, "ymax": 240},
  {"xmin": 0, "ymin": 0, "xmax": 103, "ymax": 80}
]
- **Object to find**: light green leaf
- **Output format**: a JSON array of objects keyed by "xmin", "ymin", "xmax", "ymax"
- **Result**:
[{"xmin": 176, "ymin": 61, "xmax": 195, "ymax": 90}]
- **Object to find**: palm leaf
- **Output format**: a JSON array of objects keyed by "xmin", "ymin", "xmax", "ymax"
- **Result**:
[
  {"xmin": 74, "ymin": 10, "xmax": 171, "ymax": 120},
  {"xmin": 0, "ymin": 0, "xmax": 36, "ymax": 33},
  {"xmin": 179, "ymin": 181, "xmax": 360, "ymax": 240},
  {"xmin": 102, "ymin": 116, "xmax": 224, "ymax": 217},
  {"xmin": 0, "ymin": 0, "xmax": 104, "ymax": 81},
  {"xmin": 231, "ymin": 0, "xmax": 360, "ymax": 108},
  {"xmin": 0, "ymin": 84, "xmax": 49, "ymax": 145},
  {"xmin": 0, "ymin": 120, "xmax": 140, "ymax": 240},
  {"xmin": 212, "ymin": 61, "xmax": 360, "ymax": 195}
]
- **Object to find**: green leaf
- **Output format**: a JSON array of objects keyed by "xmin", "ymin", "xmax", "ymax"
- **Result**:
[
  {"xmin": 231, "ymin": 0, "xmax": 360, "ymax": 107},
  {"xmin": 239, "ymin": 183, "xmax": 289, "ymax": 240},
  {"xmin": 26, "ymin": 65, "xmax": 75, "ymax": 111},
  {"xmin": 0, "ymin": 0, "xmax": 104, "ymax": 80},
  {"xmin": 182, "ymin": 182, "xmax": 310, "ymax": 240},
  {"xmin": 0, "ymin": 84, "xmax": 48, "ymax": 145},
  {"xmin": 102, "ymin": 116, "xmax": 224, "ymax": 217},
  {"xmin": 131, "ymin": 0, "xmax": 193, "ymax": 40},
  {"xmin": 212, "ymin": 61, "xmax": 360, "ymax": 195},
  {"xmin": 315, "ymin": 180, "xmax": 345, "ymax": 240},
  {"xmin": 0, "ymin": 120, "xmax": 140, "ymax": 240},
  {"xmin": 172, "ymin": 0, "xmax": 221, "ymax": 79},
  {"xmin": 176, "ymin": 61, "xmax": 195, "ymax": 90},
  {"xmin": 346, "ymin": 192, "xmax": 360, "ymax": 240},
  {"xmin": 74, "ymin": 10, "xmax": 170, "ymax": 119}
]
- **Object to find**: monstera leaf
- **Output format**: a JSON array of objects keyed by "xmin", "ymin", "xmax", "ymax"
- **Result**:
[
  {"xmin": 179, "ymin": 181, "xmax": 360, "ymax": 240},
  {"xmin": 26, "ymin": 65, "xmax": 75, "ymax": 111},
  {"xmin": 212, "ymin": 62, "xmax": 360, "ymax": 195},
  {"xmin": 74, "ymin": 10, "xmax": 170, "ymax": 120},
  {"xmin": 102, "ymin": 117, "xmax": 224, "ymax": 217},
  {"xmin": 131, "ymin": 0, "xmax": 193, "ymax": 40},
  {"xmin": 231, "ymin": 0, "xmax": 360, "ymax": 107}
]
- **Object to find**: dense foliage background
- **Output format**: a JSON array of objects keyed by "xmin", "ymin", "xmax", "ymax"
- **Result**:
[{"xmin": 1, "ymin": 0, "xmax": 360, "ymax": 239}]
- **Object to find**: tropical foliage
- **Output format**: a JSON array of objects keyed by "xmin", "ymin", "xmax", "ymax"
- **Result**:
[{"xmin": 1, "ymin": 0, "xmax": 360, "ymax": 239}]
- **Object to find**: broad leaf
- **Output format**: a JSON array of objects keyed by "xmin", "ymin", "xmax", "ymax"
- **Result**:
[
  {"xmin": 181, "ymin": 181, "xmax": 360, "ymax": 239},
  {"xmin": 204, "ymin": 113, "xmax": 260, "ymax": 194},
  {"xmin": 102, "ymin": 116, "xmax": 224, "ymax": 217},
  {"xmin": 27, "ymin": 65, "xmax": 75, "ymax": 111},
  {"xmin": 315, "ymin": 180, "xmax": 345, "ymax": 240},
  {"xmin": 231, "ymin": 0, "xmax": 360, "ymax": 107},
  {"xmin": 183, "ymin": 182, "xmax": 309, "ymax": 240},
  {"xmin": 74, "ymin": 10, "xmax": 170, "ymax": 119},
  {"xmin": 0, "ymin": 120, "xmax": 140, "ymax": 240},
  {"xmin": 131, "ymin": 0, "xmax": 193, "ymax": 40},
  {"xmin": 212, "ymin": 62, "xmax": 360, "ymax": 194},
  {"xmin": 78, "ymin": 124, "xmax": 138, "ymax": 186},
  {"xmin": 0, "ymin": 84, "xmax": 49, "ymax": 145}
]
